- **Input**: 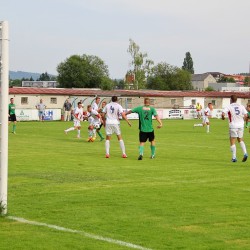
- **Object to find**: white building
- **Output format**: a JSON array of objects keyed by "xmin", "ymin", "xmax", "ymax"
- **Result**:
[{"xmin": 22, "ymin": 81, "xmax": 59, "ymax": 88}]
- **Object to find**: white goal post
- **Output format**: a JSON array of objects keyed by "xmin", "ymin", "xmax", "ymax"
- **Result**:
[{"xmin": 0, "ymin": 21, "xmax": 9, "ymax": 215}]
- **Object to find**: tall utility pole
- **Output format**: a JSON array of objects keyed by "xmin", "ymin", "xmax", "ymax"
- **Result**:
[{"xmin": 0, "ymin": 21, "xmax": 9, "ymax": 215}]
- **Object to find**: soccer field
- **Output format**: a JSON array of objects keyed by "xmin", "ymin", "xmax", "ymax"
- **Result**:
[{"xmin": 1, "ymin": 119, "xmax": 250, "ymax": 250}]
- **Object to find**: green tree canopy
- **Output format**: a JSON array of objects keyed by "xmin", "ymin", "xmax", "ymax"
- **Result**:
[
  {"xmin": 38, "ymin": 72, "xmax": 55, "ymax": 81},
  {"xmin": 205, "ymin": 86, "xmax": 214, "ymax": 91},
  {"xmin": 127, "ymin": 39, "xmax": 154, "ymax": 89},
  {"xmin": 147, "ymin": 62, "xmax": 192, "ymax": 90},
  {"xmin": 217, "ymin": 76, "xmax": 236, "ymax": 83},
  {"xmin": 9, "ymin": 79, "xmax": 22, "ymax": 87},
  {"xmin": 244, "ymin": 76, "xmax": 250, "ymax": 86},
  {"xmin": 182, "ymin": 52, "xmax": 194, "ymax": 74},
  {"xmin": 57, "ymin": 54, "xmax": 110, "ymax": 89}
]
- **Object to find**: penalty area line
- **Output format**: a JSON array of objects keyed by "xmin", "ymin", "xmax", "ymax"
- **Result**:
[{"xmin": 7, "ymin": 216, "xmax": 152, "ymax": 250}]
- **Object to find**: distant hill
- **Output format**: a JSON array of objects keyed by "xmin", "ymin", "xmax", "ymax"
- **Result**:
[{"xmin": 9, "ymin": 71, "xmax": 56, "ymax": 80}]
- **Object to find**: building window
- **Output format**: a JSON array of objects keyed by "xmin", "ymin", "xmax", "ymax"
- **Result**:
[
  {"xmin": 191, "ymin": 99, "xmax": 196, "ymax": 105},
  {"xmin": 21, "ymin": 97, "xmax": 28, "ymax": 104},
  {"xmin": 171, "ymin": 99, "xmax": 176, "ymax": 105},
  {"xmin": 50, "ymin": 97, "xmax": 57, "ymax": 104},
  {"xmin": 150, "ymin": 99, "xmax": 155, "ymax": 105},
  {"xmin": 211, "ymin": 100, "xmax": 216, "ymax": 106},
  {"xmin": 126, "ymin": 98, "xmax": 132, "ymax": 104}
]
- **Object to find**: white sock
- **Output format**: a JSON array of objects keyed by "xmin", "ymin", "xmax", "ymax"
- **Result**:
[
  {"xmin": 206, "ymin": 125, "xmax": 210, "ymax": 133},
  {"xmin": 77, "ymin": 129, "xmax": 80, "ymax": 136},
  {"xmin": 119, "ymin": 140, "xmax": 126, "ymax": 154},
  {"xmin": 239, "ymin": 141, "xmax": 247, "ymax": 155},
  {"xmin": 65, "ymin": 127, "xmax": 75, "ymax": 132},
  {"xmin": 105, "ymin": 140, "xmax": 110, "ymax": 155},
  {"xmin": 230, "ymin": 145, "xmax": 236, "ymax": 159},
  {"xmin": 194, "ymin": 124, "xmax": 203, "ymax": 127}
]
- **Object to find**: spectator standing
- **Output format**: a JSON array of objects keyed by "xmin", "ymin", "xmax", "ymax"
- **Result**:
[
  {"xmin": 196, "ymin": 102, "xmax": 202, "ymax": 119},
  {"xmin": 63, "ymin": 99, "xmax": 72, "ymax": 121},
  {"xmin": 36, "ymin": 99, "xmax": 47, "ymax": 122}
]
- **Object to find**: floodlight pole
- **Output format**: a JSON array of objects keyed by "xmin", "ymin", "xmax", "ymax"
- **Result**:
[{"xmin": 0, "ymin": 21, "xmax": 9, "ymax": 215}]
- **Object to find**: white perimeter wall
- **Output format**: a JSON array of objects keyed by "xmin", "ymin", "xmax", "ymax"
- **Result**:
[
  {"xmin": 127, "ymin": 108, "xmax": 224, "ymax": 120},
  {"xmin": 15, "ymin": 109, "xmax": 61, "ymax": 121},
  {"xmin": 14, "ymin": 108, "xmax": 224, "ymax": 121}
]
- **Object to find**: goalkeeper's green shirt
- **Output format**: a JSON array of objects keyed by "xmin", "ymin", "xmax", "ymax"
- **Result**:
[
  {"xmin": 9, "ymin": 103, "xmax": 16, "ymax": 115},
  {"xmin": 131, "ymin": 105, "xmax": 158, "ymax": 132}
]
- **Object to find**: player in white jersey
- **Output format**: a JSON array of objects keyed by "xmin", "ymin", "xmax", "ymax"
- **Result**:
[
  {"xmin": 64, "ymin": 102, "xmax": 83, "ymax": 138},
  {"xmin": 222, "ymin": 95, "xmax": 248, "ymax": 162},
  {"xmin": 91, "ymin": 96, "xmax": 101, "ymax": 112},
  {"xmin": 86, "ymin": 105, "xmax": 104, "ymax": 141},
  {"xmin": 91, "ymin": 96, "xmax": 105, "ymax": 141},
  {"xmin": 101, "ymin": 96, "xmax": 131, "ymax": 158},
  {"xmin": 193, "ymin": 103, "xmax": 213, "ymax": 133}
]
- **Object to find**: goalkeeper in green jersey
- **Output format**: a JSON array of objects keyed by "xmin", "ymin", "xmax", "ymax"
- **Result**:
[
  {"xmin": 126, "ymin": 97, "xmax": 162, "ymax": 160},
  {"xmin": 8, "ymin": 98, "xmax": 17, "ymax": 134}
]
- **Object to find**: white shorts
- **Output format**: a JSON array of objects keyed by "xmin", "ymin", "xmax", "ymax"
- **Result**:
[
  {"xmin": 74, "ymin": 120, "xmax": 81, "ymax": 127},
  {"xmin": 105, "ymin": 124, "xmax": 121, "ymax": 136},
  {"xmin": 202, "ymin": 116, "xmax": 209, "ymax": 124},
  {"xmin": 229, "ymin": 128, "xmax": 244, "ymax": 138}
]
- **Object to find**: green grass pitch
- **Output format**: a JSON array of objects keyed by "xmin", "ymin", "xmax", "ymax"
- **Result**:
[{"xmin": 1, "ymin": 119, "xmax": 250, "ymax": 249}]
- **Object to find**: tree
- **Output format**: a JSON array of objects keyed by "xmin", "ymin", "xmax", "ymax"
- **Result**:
[
  {"xmin": 244, "ymin": 76, "xmax": 250, "ymax": 86},
  {"xmin": 9, "ymin": 79, "xmax": 22, "ymax": 87},
  {"xmin": 127, "ymin": 39, "xmax": 154, "ymax": 89},
  {"xmin": 113, "ymin": 79, "xmax": 125, "ymax": 89},
  {"xmin": 100, "ymin": 77, "xmax": 114, "ymax": 90},
  {"xmin": 57, "ymin": 54, "xmax": 110, "ymax": 89},
  {"xmin": 218, "ymin": 76, "xmax": 235, "ymax": 83},
  {"xmin": 147, "ymin": 62, "xmax": 192, "ymax": 90},
  {"xmin": 205, "ymin": 86, "xmax": 214, "ymax": 91},
  {"xmin": 182, "ymin": 52, "xmax": 194, "ymax": 74},
  {"xmin": 38, "ymin": 72, "xmax": 52, "ymax": 81}
]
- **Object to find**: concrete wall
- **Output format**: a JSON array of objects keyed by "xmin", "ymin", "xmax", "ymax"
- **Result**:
[{"xmin": 7, "ymin": 93, "xmax": 249, "ymax": 112}]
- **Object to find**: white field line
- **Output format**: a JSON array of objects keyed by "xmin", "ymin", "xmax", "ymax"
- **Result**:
[{"xmin": 7, "ymin": 216, "xmax": 152, "ymax": 250}]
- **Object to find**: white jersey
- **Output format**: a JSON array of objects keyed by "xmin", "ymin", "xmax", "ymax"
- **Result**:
[
  {"xmin": 73, "ymin": 107, "xmax": 83, "ymax": 121},
  {"xmin": 87, "ymin": 109, "xmax": 101, "ymax": 124},
  {"xmin": 202, "ymin": 107, "xmax": 212, "ymax": 117},
  {"xmin": 91, "ymin": 102, "xmax": 99, "ymax": 112},
  {"xmin": 223, "ymin": 103, "xmax": 247, "ymax": 129},
  {"xmin": 103, "ymin": 102, "xmax": 124, "ymax": 125}
]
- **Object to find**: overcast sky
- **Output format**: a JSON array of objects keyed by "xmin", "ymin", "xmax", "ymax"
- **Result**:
[{"xmin": 1, "ymin": 0, "xmax": 250, "ymax": 78}]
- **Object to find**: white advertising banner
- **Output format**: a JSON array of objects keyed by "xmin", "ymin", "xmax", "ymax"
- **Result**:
[
  {"xmin": 126, "ymin": 108, "xmax": 223, "ymax": 120},
  {"xmin": 14, "ymin": 108, "xmax": 223, "ymax": 121},
  {"xmin": 15, "ymin": 109, "xmax": 61, "ymax": 121}
]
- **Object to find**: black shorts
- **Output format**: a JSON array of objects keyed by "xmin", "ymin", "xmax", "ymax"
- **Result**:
[
  {"xmin": 9, "ymin": 114, "xmax": 17, "ymax": 122},
  {"xmin": 139, "ymin": 131, "xmax": 155, "ymax": 143}
]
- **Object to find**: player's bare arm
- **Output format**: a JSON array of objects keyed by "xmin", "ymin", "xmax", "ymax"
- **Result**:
[
  {"xmin": 101, "ymin": 112, "xmax": 106, "ymax": 127},
  {"xmin": 125, "ymin": 110, "xmax": 132, "ymax": 116},
  {"xmin": 155, "ymin": 115, "xmax": 163, "ymax": 128},
  {"xmin": 122, "ymin": 112, "xmax": 131, "ymax": 127}
]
